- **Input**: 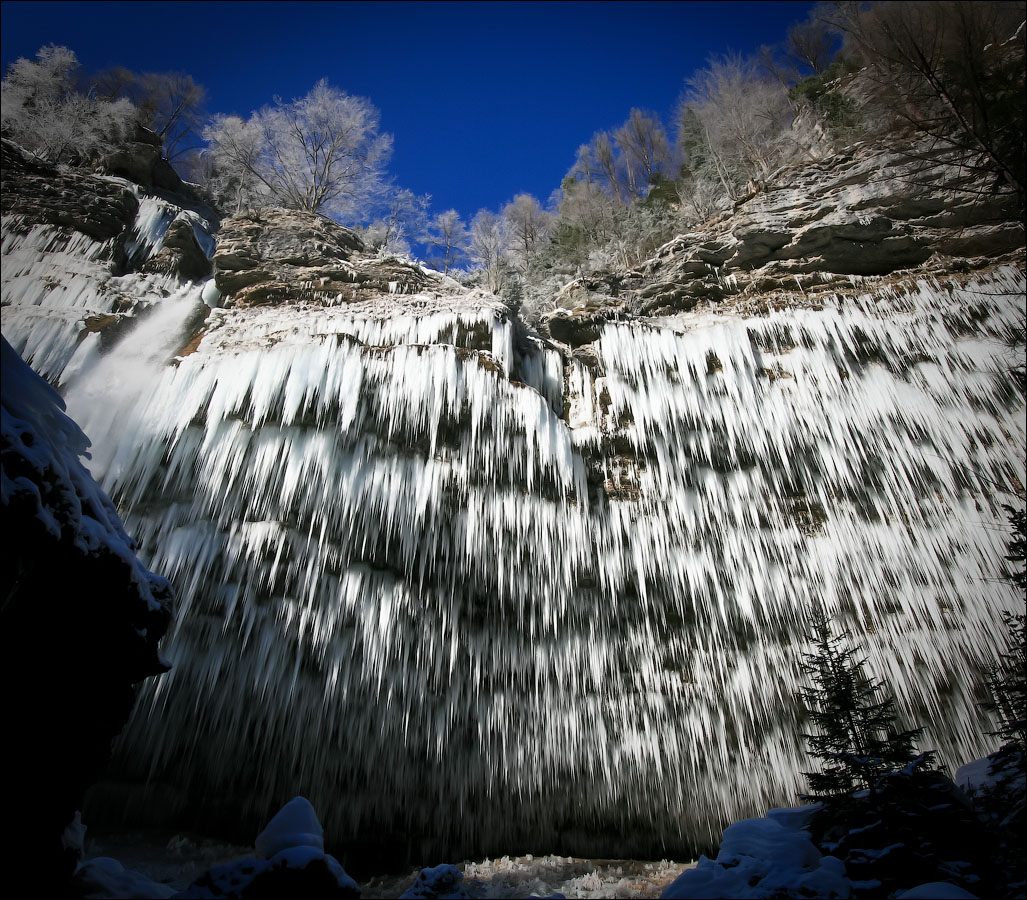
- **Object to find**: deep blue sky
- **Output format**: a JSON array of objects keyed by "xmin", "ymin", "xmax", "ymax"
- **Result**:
[{"xmin": 2, "ymin": 1, "xmax": 815, "ymax": 221}]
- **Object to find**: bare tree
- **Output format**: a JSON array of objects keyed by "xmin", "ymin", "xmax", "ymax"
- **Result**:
[
  {"xmin": 573, "ymin": 131, "xmax": 628, "ymax": 203},
  {"xmin": 423, "ymin": 209, "xmax": 468, "ymax": 274},
  {"xmin": 833, "ymin": 0, "xmax": 1026, "ymax": 205},
  {"xmin": 203, "ymin": 80, "xmax": 392, "ymax": 221},
  {"xmin": 787, "ymin": 16, "xmax": 836, "ymax": 76},
  {"xmin": 94, "ymin": 68, "xmax": 206, "ymax": 161},
  {"xmin": 137, "ymin": 73, "xmax": 206, "ymax": 161},
  {"xmin": 684, "ymin": 53, "xmax": 794, "ymax": 185}
]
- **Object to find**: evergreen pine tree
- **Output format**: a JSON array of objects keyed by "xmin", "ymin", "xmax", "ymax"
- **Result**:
[{"xmin": 799, "ymin": 607, "xmax": 932, "ymax": 801}]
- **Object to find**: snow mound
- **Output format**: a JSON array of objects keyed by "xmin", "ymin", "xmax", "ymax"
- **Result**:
[
  {"xmin": 173, "ymin": 797, "xmax": 359, "ymax": 898},
  {"xmin": 661, "ymin": 808, "xmax": 850, "ymax": 899},
  {"xmin": 895, "ymin": 883, "xmax": 979, "ymax": 899},
  {"xmin": 254, "ymin": 796, "xmax": 324, "ymax": 858},
  {"xmin": 74, "ymin": 856, "xmax": 175, "ymax": 899}
]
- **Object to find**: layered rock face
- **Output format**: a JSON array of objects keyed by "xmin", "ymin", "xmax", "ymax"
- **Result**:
[
  {"xmin": 544, "ymin": 142, "xmax": 1025, "ymax": 341},
  {"xmin": 2, "ymin": 139, "xmax": 1024, "ymax": 871}
]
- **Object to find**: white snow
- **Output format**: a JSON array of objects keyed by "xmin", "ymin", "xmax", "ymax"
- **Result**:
[{"xmin": 660, "ymin": 808, "xmax": 850, "ymax": 899}]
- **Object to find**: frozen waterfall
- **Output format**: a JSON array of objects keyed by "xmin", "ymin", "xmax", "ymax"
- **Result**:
[
  {"xmin": 89, "ymin": 269, "xmax": 1027, "ymax": 861},
  {"xmin": 3, "ymin": 214, "xmax": 1024, "ymax": 862}
]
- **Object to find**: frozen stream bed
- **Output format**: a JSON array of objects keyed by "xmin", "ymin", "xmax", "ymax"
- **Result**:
[{"xmin": 78, "ymin": 829, "xmax": 693, "ymax": 898}]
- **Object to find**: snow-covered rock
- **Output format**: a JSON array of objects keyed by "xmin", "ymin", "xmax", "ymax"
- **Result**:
[
  {"xmin": 2, "ymin": 335, "xmax": 174, "ymax": 892},
  {"xmin": 254, "ymin": 796, "xmax": 324, "ymax": 858},
  {"xmin": 73, "ymin": 856, "xmax": 176, "ymax": 899},
  {"xmin": 399, "ymin": 863, "xmax": 468, "ymax": 899},
  {"xmin": 660, "ymin": 810, "xmax": 850, "ymax": 899}
]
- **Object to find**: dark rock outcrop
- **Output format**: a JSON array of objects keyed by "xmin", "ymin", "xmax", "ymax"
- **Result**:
[
  {"xmin": 141, "ymin": 215, "xmax": 214, "ymax": 282},
  {"xmin": 100, "ymin": 125, "xmax": 184, "ymax": 193},
  {"xmin": 1, "ymin": 337, "xmax": 173, "ymax": 894},
  {"xmin": 1, "ymin": 139, "xmax": 139, "ymax": 243}
]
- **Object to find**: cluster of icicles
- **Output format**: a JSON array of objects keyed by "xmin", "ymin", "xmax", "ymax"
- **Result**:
[{"xmin": 2, "ymin": 204, "xmax": 1024, "ymax": 861}]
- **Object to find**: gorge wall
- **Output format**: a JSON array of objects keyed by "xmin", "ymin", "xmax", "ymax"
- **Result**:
[{"xmin": 1, "ymin": 137, "xmax": 1024, "ymax": 870}]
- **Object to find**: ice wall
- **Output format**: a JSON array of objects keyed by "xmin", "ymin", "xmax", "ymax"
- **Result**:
[{"xmin": 81, "ymin": 265, "xmax": 1025, "ymax": 860}]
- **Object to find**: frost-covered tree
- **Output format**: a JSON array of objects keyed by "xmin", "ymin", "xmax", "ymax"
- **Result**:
[
  {"xmin": 468, "ymin": 209, "xmax": 508, "ymax": 294},
  {"xmin": 799, "ymin": 608, "xmax": 931, "ymax": 800},
  {"xmin": 503, "ymin": 193, "xmax": 551, "ymax": 271},
  {"xmin": 201, "ymin": 115, "xmax": 269, "ymax": 213},
  {"xmin": 203, "ymin": 80, "xmax": 393, "ymax": 221},
  {"xmin": 423, "ymin": 209, "xmax": 468, "ymax": 275},
  {"xmin": 614, "ymin": 108, "xmax": 672, "ymax": 197},
  {"xmin": 1, "ymin": 44, "xmax": 136, "ymax": 165},
  {"xmin": 364, "ymin": 187, "xmax": 430, "ymax": 256},
  {"xmin": 96, "ymin": 67, "xmax": 206, "ymax": 162}
]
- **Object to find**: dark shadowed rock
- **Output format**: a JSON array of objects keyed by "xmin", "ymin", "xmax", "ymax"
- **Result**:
[
  {"xmin": 101, "ymin": 125, "xmax": 184, "ymax": 193},
  {"xmin": 1, "ymin": 337, "xmax": 173, "ymax": 895},
  {"xmin": 142, "ymin": 216, "xmax": 213, "ymax": 282}
]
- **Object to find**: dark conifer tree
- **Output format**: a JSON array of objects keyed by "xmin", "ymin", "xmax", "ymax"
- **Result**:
[
  {"xmin": 799, "ymin": 607, "xmax": 931, "ymax": 800},
  {"xmin": 984, "ymin": 506, "xmax": 1027, "ymax": 766}
]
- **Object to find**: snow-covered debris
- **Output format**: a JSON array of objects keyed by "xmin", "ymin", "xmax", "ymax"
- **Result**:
[
  {"xmin": 73, "ymin": 857, "xmax": 176, "ymax": 899},
  {"xmin": 661, "ymin": 807, "xmax": 849, "ymax": 899},
  {"xmin": 894, "ymin": 883, "xmax": 979, "ymax": 899},
  {"xmin": 399, "ymin": 863, "xmax": 468, "ymax": 898},
  {"xmin": 173, "ymin": 797, "xmax": 359, "ymax": 899}
]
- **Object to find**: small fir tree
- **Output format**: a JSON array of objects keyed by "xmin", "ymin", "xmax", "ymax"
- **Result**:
[
  {"xmin": 983, "ymin": 506, "xmax": 1027, "ymax": 771},
  {"xmin": 799, "ymin": 607, "xmax": 931, "ymax": 801}
]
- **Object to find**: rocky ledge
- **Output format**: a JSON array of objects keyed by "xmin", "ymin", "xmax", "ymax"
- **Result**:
[
  {"xmin": 542, "ymin": 140, "xmax": 1025, "ymax": 345},
  {"xmin": 1, "ymin": 138, "xmax": 139, "ymax": 244},
  {"xmin": 212, "ymin": 208, "xmax": 444, "ymax": 306}
]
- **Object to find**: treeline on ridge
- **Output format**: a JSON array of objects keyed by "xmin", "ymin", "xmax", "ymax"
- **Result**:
[{"xmin": 2, "ymin": 0, "xmax": 1024, "ymax": 321}]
